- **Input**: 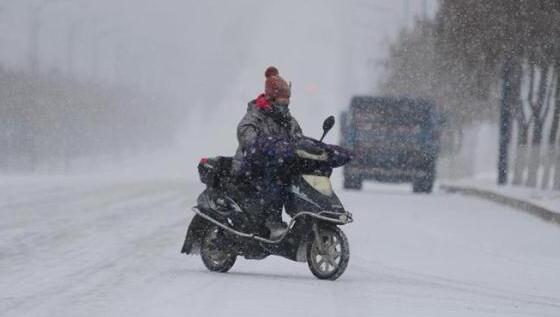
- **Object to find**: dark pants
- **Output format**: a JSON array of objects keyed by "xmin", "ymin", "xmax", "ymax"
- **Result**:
[
  {"xmin": 241, "ymin": 135, "xmax": 296, "ymax": 225},
  {"xmin": 254, "ymin": 160, "xmax": 291, "ymax": 225}
]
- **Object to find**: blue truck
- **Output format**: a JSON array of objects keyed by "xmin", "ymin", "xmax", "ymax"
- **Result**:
[{"xmin": 340, "ymin": 96, "xmax": 442, "ymax": 193}]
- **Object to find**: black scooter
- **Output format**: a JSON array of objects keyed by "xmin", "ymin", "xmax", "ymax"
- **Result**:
[{"xmin": 181, "ymin": 116, "xmax": 354, "ymax": 280}]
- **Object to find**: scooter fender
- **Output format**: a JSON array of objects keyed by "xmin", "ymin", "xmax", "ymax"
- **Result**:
[{"xmin": 180, "ymin": 214, "xmax": 211, "ymax": 255}]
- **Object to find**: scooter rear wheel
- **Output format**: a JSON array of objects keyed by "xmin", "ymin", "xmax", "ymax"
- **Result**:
[
  {"xmin": 200, "ymin": 225, "xmax": 236, "ymax": 273},
  {"xmin": 306, "ymin": 226, "xmax": 349, "ymax": 280}
]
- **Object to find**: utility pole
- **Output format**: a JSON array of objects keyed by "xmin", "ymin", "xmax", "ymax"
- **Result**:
[
  {"xmin": 28, "ymin": 5, "xmax": 42, "ymax": 74},
  {"xmin": 66, "ymin": 20, "xmax": 84, "ymax": 76},
  {"xmin": 421, "ymin": 0, "xmax": 428, "ymax": 19},
  {"xmin": 498, "ymin": 57, "xmax": 513, "ymax": 185},
  {"xmin": 402, "ymin": 0, "xmax": 410, "ymax": 28},
  {"xmin": 0, "ymin": 6, "xmax": 4, "ymax": 58},
  {"xmin": 28, "ymin": 0, "xmax": 69, "ymax": 74},
  {"xmin": 91, "ymin": 29, "xmax": 114, "ymax": 82}
]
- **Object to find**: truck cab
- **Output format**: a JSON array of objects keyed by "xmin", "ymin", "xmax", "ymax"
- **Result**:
[{"xmin": 341, "ymin": 96, "xmax": 442, "ymax": 193}]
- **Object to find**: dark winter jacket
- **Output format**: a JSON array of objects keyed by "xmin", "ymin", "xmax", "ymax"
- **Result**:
[{"xmin": 232, "ymin": 100, "xmax": 303, "ymax": 177}]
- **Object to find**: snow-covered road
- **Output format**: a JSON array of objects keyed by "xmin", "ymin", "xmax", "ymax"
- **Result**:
[{"xmin": 1, "ymin": 177, "xmax": 559, "ymax": 317}]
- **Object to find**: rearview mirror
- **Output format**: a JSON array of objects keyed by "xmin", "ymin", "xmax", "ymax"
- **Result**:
[
  {"xmin": 323, "ymin": 116, "xmax": 335, "ymax": 133},
  {"xmin": 320, "ymin": 116, "xmax": 335, "ymax": 142}
]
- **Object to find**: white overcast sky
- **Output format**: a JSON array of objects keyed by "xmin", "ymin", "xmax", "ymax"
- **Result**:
[{"xmin": 0, "ymin": 0, "xmax": 437, "ymax": 153}]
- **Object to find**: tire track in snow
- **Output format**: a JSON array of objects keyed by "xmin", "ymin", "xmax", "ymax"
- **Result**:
[
  {"xmin": 1, "ymin": 181, "xmax": 194, "ymax": 316},
  {"xmin": 350, "ymin": 255, "xmax": 560, "ymax": 314}
]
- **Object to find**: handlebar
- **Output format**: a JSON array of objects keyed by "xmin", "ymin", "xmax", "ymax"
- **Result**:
[{"xmin": 295, "ymin": 136, "xmax": 353, "ymax": 168}]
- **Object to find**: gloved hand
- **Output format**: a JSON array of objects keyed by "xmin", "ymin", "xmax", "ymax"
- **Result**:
[
  {"xmin": 294, "ymin": 137, "xmax": 328, "ymax": 161},
  {"xmin": 295, "ymin": 137, "xmax": 324, "ymax": 155},
  {"xmin": 324, "ymin": 144, "xmax": 353, "ymax": 167},
  {"xmin": 256, "ymin": 135, "xmax": 296, "ymax": 166}
]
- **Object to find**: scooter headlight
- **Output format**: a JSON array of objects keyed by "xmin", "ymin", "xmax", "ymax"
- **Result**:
[{"xmin": 302, "ymin": 175, "xmax": 333, "ymax": 196}]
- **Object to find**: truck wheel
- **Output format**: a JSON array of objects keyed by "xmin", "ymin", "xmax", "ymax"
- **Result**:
[
  {"xmin": 413, "ymin": 170, "xmax": 435, "ymax": 193},
  {"xmin": 343, "ymin": 175, "xmax": 362, "ymax": 190}
]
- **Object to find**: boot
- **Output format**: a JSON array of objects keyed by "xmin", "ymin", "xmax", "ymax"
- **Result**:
[{"xmin": 265, "ymin": 218, "xmax": 288, "ymax": 240}]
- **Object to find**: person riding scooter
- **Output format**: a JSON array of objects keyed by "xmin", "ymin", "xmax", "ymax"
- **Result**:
[{"xmin": 232, "ymin": 66, "xmax": 302, "ymax": 239}]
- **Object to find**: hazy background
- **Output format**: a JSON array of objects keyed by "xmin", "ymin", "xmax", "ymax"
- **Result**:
[{"xmin": 0, "ymin": 0, "xmax": 437, "ymax": 177}]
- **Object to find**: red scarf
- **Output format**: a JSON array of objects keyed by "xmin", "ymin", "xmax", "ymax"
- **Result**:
[{"xmin": 255, "ymin": 93, "xmax": 271, "ymax": 110}]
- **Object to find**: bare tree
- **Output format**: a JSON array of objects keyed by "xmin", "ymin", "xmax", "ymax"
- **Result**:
[
  {"xmin": 541, "ymin": 71, "xmax": 560, "ymax": 188},
  {"xmin": 514, "ymin": 60, "xmax": 553, "ymax": 186},
  {"xmin": 434, "ymin": 0, "xmax": 560, "ymax": 188}
]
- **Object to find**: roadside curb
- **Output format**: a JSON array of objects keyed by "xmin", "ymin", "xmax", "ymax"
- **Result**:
[{"xmin": 440, "ymin": 184, "xmax": 560, "ymax": 226}]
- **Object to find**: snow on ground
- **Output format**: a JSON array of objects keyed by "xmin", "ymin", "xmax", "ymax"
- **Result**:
[{"xmin": 1, "ymin": 176, "xmax": 560, "ymax": 317}]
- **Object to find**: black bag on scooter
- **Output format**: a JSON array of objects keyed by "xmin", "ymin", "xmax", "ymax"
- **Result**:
[{"xmin": 198, "ymin": 156, "xmax": 233, "ymax": 189}]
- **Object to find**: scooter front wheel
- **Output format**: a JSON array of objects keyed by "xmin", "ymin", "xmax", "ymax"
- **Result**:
[
  {"xmin": 200, "ymin": 225, "xmax": 236, "ymax": 273},
  {"xmin": 306, "ymin": 225, "xmax": 349, "ymax": 280}
]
